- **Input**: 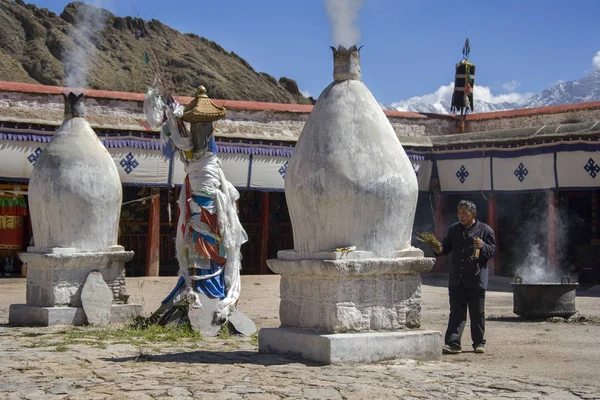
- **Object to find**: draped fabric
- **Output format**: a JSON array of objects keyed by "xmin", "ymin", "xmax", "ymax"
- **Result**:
[
  {"xmin": 450, "ymin": 61, "xmax": 476, "ymax": 114},
  {"xmin": 1, "ymin": 126, "xmax": 431, "ymax": 191},
  {"xmin": 173, "ymin": 147, "xmax": 248, "ymax": 318},
  {"xmin": 0, "ymin": 197, "xmax": 27, "ymax": 216},
  {"xmin": 178, "ymin": 176, "xmax": 227, "ymax": 298},
  {"xmin": 434, "ymin": 141, "xmax": 600, "ymax": 193}
]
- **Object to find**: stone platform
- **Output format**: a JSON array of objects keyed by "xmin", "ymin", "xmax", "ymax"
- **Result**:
[
  {"xmin": 263, "ymin": 250, "xmax": 442, "ymax": 364},
  {"xmin": 259, "ymin": 327, "xmax": 442, "ymax": 364},
  {"xmin": 20, "ymin": 249, "xmax": 133, "ymax": 307},
  {"xmin": 268, "ymin": 252, "xmax": 435, "ymax": 332},
  {"xmin": 10, "ymin": 248, "xmax": 140, "ymax": 326},
  {"xmin": 8, "ymin": 304, "xmax": 142, "ymax": 326}
]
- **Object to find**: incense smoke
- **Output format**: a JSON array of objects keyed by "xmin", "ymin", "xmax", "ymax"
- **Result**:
[
  {"xmin": 512, "ymin": 193, "xmax": 571, "ymax": 283},
  {"xmin": 64, "ymin": 1, "xmax": 109, "ymax": 89},
  {"xmin": 515, "ymin": 243, "xmax": 561, "ymax": 284},
  {"xmin": 325, "ymin": 0, "xmax": 363, "ymax": 48}
]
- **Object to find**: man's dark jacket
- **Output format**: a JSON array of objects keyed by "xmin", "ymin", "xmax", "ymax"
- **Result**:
[{"xmin": 439, "ymin": 220, "xmax": 496, "ymax": 290}]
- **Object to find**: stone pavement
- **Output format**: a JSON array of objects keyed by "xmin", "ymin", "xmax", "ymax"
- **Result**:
[{"xmin": 1, "ymin": 274, "xmax": 600, "ymax": 399}]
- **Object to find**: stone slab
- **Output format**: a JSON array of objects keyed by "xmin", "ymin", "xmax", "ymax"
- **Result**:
[
  {"xmin": 229, "ymin": 308, "xmax": 257, "ymax": 336},
  {"xmin": 258, "ymin": 327, "xmax": 442, "ymax": 364},
  {"xmin": 81, "ymin": 271, "xmax": 113, "ymax": 326},
  {"xmin": 8, "ymin": 303, "xmax": 142, "ymax": 326},
  {"xmin": 26, "ymin": 247, "xmax": 77, "ymax": 254},
  {"xmin": 19, "ymin": 250, "xmax": 134, "ymax": 266},
  {"xmin": 278, "ymin": 247, "xmax": 424, "ymax": 261},
  {"xmin": 188, "ymin": 293, "xmax": 222, "ymax": 337},
  {"xmin": 267, "ymin": 256, "xmax": 435, "ymax": 277}
]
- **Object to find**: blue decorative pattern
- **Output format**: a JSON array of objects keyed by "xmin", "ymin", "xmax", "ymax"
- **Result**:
[
  {"xmin": 27, "ymin": 147, "xmax": 43, "ymax": 164},
  {"xmin": 412, "ymin": 162, "xmax": 420, "ymax": 177},
  {"xmin": 584, "ymin": 158, "xmax": 600, "ymax": 178},
  {"xmin": 119, "ymin": 152, "xmax": 139, "ymax": 174},
  {"xmin": 456, "ymin": 165, "xmax": 469, "ymax": 183},
  {"xmin": 514, "ymin": 162, "xmax": 529, "ymax": 182},
  {"xmin": 278, "ymin": 161, "xmax": 288, "ymax": 179}
]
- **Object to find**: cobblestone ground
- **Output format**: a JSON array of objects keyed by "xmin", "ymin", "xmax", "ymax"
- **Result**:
[{"xmin": 1, "ymin": 274, "xmax": 600, "ymax": 399}]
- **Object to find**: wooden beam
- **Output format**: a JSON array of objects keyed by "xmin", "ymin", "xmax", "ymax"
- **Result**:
[
  {"xmin": 0, "ymin": 184, "xmax": 28, "ymax": 191},
  {"xmin": 259, "ymin": 191, "xmax": 270, "ymax": 274},
  {"xmin": 145, "ymin": 188, "xmax": 160, "ymax": 277}
]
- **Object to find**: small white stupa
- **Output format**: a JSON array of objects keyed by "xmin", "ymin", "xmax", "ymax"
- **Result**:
[
  {"xmin": 9, "ymin": 93, "xmax": 141, "ymax": 326},
  {"xmin": 259, "ymin": 46, "xmax": 442, "ymax": 363}
]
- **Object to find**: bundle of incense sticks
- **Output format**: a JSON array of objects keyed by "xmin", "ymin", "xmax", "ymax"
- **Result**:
[{"xmin": 414, "ymin": 232, "xmax": 442, "ymax": 252}]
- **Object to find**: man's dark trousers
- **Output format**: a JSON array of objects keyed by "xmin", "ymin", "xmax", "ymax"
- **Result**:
[{"xmin": 445, "ymin": 284, "xmax": 486, "ymax": 349}]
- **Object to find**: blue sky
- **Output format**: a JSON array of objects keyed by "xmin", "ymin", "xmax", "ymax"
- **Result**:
[{"xmin": 27, "ymin": 0, "xmax": 600, "ymax": 105}]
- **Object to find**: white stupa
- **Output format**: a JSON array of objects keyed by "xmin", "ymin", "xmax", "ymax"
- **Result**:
[
  {"xmin": 9, "ymin": 93, "xmax": 141, "ymax": 326},
  {"xmin": 286, "ymin": 45, "xmax": 418, "ymax": 258},
  {"xmin": 259, "ymin": 46, "xmax": 442, "ymax": 364}
]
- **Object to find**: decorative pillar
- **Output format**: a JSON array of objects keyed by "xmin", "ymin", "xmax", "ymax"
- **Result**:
[
  {"xmin": 547, "ymin": 191, "xmax": 558, "ymax": 272},
  {"xmin": 259, "ymin": 191, "xmax": 270, "ymax": 274},
  {"xmin": 433, "ymin": 194, "xmax": 445, "ymax": 273},
  {"xmin": 145, "ymin": 188, "xmax": 161, "ymax": 277},
  {"xmin": 487, "ymin": 194, "xmax": 498, "ymax": 276}
]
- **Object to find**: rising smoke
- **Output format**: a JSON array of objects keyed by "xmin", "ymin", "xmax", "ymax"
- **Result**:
[
  {"xmin": 325, "ymin": 0, "xmax": 363, "ymax": 48},
  {"xmin": 516, "ymin": 243, "xmax": 560, "ymax": 283},
  {"xmin": 508, "ymin": 192, "xmax": 572, "ymax": 283},
  {"xmin": 63, "ymin": 1, "xmax": 109, "ymax": 89}
]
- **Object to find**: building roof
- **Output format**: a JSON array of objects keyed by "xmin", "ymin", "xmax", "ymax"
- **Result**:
[
  {"xmin": 2, "ymin": 80, "xmax": 600, "ymax": 145},
  {"xmin": 0, "ymin": 81, "xmax": 431, "ymax": 119}
]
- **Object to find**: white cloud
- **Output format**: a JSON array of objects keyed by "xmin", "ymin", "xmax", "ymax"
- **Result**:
[
  {"xmin": 390, "ymin": 83, "xmax": 454, "ymax": 110},
  {"xmin": 593, "ymin": 50, "xmax": 600, "ymax": 71},
  {"xmin": 502, "ymin": 80, "xmax": 521, "ymax": 92},
  {"xmin": 300, "ymin": 89, "xmax": 311, "ymax": 98},
  {"xmin": 476, "ymin": 85, "xmax": 533, "ymax": 104},
  {"xmin": 390, "ymin": 82, "xmax": 533, "ymax": 111}
]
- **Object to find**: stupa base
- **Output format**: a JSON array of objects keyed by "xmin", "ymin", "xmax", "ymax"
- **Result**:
[
  {"xmin": 8, "ymin": 303, "xmax": 142, "ymax": 326},
  {"xmin": 267, "ymin": 255, "xmax": 436, "ymax": 332},
  {"xmin": 258, "ymin": 327, "xmax": 442, "ymax": 364}
]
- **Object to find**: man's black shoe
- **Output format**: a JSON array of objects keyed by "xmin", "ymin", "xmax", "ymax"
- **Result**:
[{"xmin": 442, "ymin": 344, "xmax": 461, "ymax": 354}]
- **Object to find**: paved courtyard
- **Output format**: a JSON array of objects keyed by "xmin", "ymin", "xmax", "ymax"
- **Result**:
[{"xmin": 1, "ymin": 273, "xmax": 599, "ymax": 399}]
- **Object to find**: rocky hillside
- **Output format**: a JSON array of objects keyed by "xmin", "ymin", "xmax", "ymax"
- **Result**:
[{"xmin": 0, "ymin": 0, "xmax": 311, "ymax": 104}]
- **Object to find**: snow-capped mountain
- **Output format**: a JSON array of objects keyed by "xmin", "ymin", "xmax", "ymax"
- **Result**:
[
  {"xmin": 385, "ymin": 70, "xmax": 600, "ymax": 114},
  {"xmin": 520, "ymin": 70, "xmax": 600, "ymax": 108},
  {"xmin": 384, "ymin": 100, "xmax": 521, "ymax": 114}
]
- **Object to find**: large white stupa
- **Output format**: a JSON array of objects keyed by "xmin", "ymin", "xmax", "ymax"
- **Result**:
[
  {"xmin": 9, "ymin": 93, "xmax": 140, "ymax": 326},
  {"xmin": 259, "ymin": 46, "xmax": 441, "ymax": 364}
]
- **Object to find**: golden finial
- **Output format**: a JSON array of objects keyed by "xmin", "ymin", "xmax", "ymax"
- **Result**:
[{"xmin": 196, "ymin": 85, "xmax": 208, "ymax": 98}]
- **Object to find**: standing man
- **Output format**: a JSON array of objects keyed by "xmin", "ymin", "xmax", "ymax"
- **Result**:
[{"xmin": 434, "ymin": 200, "xmax": 496, "ymax": 354}]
